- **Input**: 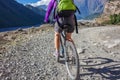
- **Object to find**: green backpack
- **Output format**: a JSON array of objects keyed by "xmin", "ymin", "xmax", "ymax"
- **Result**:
[
  {"xmin": 57, "ymin": 0, "xmax": 76, "ymax": 11},
  {"xmin": 54, "ymin": 0, "xmax": 80, "ymax": 33},
  {"xmin": 56, "ymin": 0, "xmax": 77, "ymax": 17}
]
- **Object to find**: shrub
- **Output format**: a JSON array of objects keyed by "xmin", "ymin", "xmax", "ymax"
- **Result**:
[{"xmin": 110, "ymin": 14, "xmax": 120, "ymax": 24}]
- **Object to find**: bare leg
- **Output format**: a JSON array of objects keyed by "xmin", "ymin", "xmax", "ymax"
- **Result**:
[
  {"xmin": 54, "ymin": 32, "xmax": 60, "ymax": 52},
  {"xmin": 66, "ymin": 33, "xmax": 73, "ymax": 42}
]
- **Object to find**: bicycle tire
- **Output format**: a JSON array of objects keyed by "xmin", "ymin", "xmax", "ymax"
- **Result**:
[{"xmin": 64, "ymin": 41, "xmax": 79, "ymax": 80}]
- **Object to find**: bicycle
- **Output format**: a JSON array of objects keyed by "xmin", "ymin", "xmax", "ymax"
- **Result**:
[{"xmin": 57, "ymin": 24, "xmax": 80, "ymax": 80}]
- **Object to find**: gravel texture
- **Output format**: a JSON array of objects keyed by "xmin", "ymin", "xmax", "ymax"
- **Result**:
[{"xmin": 0, "ymin": 25, "xmax": 120, "ymax": 80}]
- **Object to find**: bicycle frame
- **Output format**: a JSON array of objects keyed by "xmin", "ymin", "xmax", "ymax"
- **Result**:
[{"xmin": 60, "ymin": 29, "xmax": 67, "ymax": 57}]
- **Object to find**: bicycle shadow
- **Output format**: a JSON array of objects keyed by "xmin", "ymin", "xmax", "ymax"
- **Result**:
[
  {"xmin": 87, "ymin": 64, "xmax": 120, "ymax": 79},
  {"xmin": 81, "ymin": 57, "xmax": 114, "ymax": 66},
  {"xmin": 80, "ymin": 57, "xmax": 120, "ymax": 80}
]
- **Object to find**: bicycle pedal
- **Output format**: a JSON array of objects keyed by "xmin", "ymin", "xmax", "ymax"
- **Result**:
[
  {"xmin": 59, "ymin": 55, "xmax": 64, "ymax": 58},
  {"xmin": 65, "ymin": 57, "xmax": 69, "ymax": 62}
]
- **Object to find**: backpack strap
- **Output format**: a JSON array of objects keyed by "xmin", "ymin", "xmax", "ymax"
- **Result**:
[
  {"xmin": 56, "ymin": 16, "xmax": 64, "ymax": 29},
  {"xmin": 53, "ymin": 6, "xmax": 57, "ymax": 19},
  {"xmin": 75, "ymin": 6, "xmax": 81, "ymax": 14},
  {"xmin": 71, "ymin": 0, "xmax": 80, "ymax": 14},
  {"xmin": 74, "ymin": 14, "xmax": 78, "ymax": 34}
]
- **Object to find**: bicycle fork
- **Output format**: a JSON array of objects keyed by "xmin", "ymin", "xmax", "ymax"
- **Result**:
[
  {"xmin": 61, "ymin": 32, "xmax": 69, "ymax": 62},
  {"xmin": 60, "ymin": 35, "xmax": 64, "ymax": 58},
  {"xmin": 60, "ymin": 31, "xmax": 66, "ymax": 58}
]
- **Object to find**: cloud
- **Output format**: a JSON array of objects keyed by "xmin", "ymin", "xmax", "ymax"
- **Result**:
[{"xmin": 30, "ymin": 0, "xmax": 50, "ymax": 7}]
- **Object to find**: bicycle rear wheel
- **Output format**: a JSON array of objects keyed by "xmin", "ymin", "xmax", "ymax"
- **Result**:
[{"xmin": 64, "ymin": 41, "xmax": 79, "ymax": 80}]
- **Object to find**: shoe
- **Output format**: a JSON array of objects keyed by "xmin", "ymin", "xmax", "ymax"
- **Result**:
[{"xmin": 53, "ymin": 51, "xmax": 60, "ymax": 62}]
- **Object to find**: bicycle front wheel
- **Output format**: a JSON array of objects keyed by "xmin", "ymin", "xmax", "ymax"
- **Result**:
[{"xmin": 64, "ymin": 41, "xmax": 79, "ymax": 80}]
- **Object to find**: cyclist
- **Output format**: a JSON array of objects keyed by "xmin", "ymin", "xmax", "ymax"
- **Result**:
[{"xmin": 44, "ymin": 0, "xmax": 75, "ymax": 58}]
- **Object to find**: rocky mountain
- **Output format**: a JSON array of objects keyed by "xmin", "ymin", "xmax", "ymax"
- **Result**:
[
  {"xmin": 36, "ymin": 5, "xmax": 47, "ymax": 11},
  {"xmin": 25, "ymin": 4, "xmax": 46, "ymax": 17},
  {"xmin": 26, "ymin": 0, "xmax": 106, "ymax": 20},
  {"xmin": 74, "ymin": 0, "xmax": 107, "ymax": 19},
  {"xmin": 96, "ymin": 0, "xmax": 120, "ymax": 24},
  {"xmin": 0, "ymin": 0, "xmax": 44, "ymax": 28},
  {"xmin": 104, "ymin": 0, "xmax": 120, "ymax": 15}
]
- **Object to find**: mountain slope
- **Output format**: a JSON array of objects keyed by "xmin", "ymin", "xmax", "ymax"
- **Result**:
[
  {"xmin": 0, "ymin": 0, "xmax": 44, "ymax": 28},
  {"xmin": 95, "ymin": 0, "xmax": 120, "ymax": 24},
  {"xmin": 75, "ymin": 0, "xmax": 107, "ymax": 19},
  {"xmin": 25, "ymin": 4, "xmax": 46, "ymax": 17}
]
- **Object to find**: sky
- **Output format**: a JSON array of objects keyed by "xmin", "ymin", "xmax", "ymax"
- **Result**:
[{"xmin": 16, "ymin": 0, "xmax": 49, "ymax": 6}]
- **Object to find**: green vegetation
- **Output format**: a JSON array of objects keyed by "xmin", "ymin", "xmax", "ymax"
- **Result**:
[{"xmin": 110, "ymin": 14, "xmax": 120, "ymax": 24}]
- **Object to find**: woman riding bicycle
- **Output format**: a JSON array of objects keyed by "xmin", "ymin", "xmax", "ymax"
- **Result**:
[{"xmin": 44, "ymin": 0, "xmax": 76, "ymax": 58}]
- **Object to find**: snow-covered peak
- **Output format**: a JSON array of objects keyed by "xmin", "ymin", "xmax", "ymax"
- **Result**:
[{"xmin": 29, "ymin": 0, "xmax": 50, "ymax": 7}]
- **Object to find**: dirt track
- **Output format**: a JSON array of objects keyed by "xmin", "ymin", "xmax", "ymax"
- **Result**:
[
  {"xmin": 0, "ymin": 25, "xmax": 120, "ymax": 80},
  {"xmin": 75, "ymin": 26, "xmax": 120, "ymax": 80}
]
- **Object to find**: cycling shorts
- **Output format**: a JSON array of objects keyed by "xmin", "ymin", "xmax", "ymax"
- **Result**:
[{"xmin": 54, "ymin": 15, "xmax": 75, "ymax": 33}]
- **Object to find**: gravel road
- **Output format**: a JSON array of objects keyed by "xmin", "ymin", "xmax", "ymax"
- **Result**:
[{"xmin": 0, "ymin": 25, "xmax": 120, "ymax": 80}]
